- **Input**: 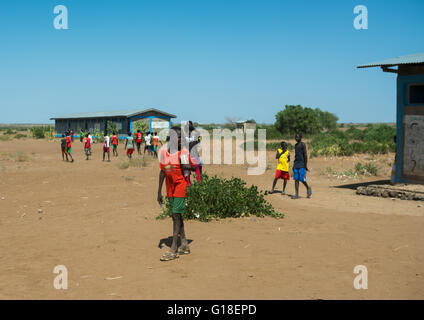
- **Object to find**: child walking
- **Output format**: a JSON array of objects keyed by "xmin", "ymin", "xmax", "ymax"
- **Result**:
[
  {"xmin": 60, "ymin": 134, "xmax": 68, "ymax": 161},
  {"xmin": 65, "ymin": 131, "xmax": 74, "ymax": 162},
  {"xmin": 111, "ymin": 132, "xmax": 119, "ymax": 157},
  {"xmin": 271, "ymin": 141, "xmax": 290, "ymax": 195},
  {"xmin": 84, "ymin": 133, "xmax": 91, "ymax": 160},
  {"xmin": 103, "ymin": 132, "xmax": 111, "ymax": 162},
  {"xmin": 125, "ymin": 132, "xmax": 135, "ymax": 159},
  {"xmin": 157, "ymin": 127, "xmax": 196, "ymax": 262},
  {"xmin": 292, "ymin": 133, "xmax": 312, "ymax": 199}
]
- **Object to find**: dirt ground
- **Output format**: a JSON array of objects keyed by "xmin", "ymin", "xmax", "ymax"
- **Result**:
[{"xmin": 0, "ymin": 138, "xmax": 423, "ymax": 300}]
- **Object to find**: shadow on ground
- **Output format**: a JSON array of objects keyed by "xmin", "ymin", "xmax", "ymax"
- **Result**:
[
  {"xmin": 158, "ymin": 237, "xmax": 193, "ymax": 249},
  {"xmin": 332, "ymin": 179, "xmax": 391, "ymax": 190}
]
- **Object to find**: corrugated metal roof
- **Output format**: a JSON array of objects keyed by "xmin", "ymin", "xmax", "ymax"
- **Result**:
[
  {"xmin": 50, "ymin": 108, "xmax": 176, "ymax": 120},
  {"xmin": 357, "ymin": 52, "xmax": 424, "ymax": 68}
]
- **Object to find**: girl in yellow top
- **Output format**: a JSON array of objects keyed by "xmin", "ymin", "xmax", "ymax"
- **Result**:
[{"xmin": 271, "ymin": 142, "xmax": 290, "ymax": 195}]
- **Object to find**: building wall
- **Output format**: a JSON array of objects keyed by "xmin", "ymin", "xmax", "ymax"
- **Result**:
[{"xmin": 396, "ymin": 70, "xmax": 424, "ymax": 183}]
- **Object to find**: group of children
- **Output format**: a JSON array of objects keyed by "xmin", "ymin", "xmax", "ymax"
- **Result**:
[
  {"xmin": 60, "ymin": 130, "xmax": 159, "ymax": 162},
  {"xmin": 271, "ymin": 132, "xmax": 312, "ymax": 199}
]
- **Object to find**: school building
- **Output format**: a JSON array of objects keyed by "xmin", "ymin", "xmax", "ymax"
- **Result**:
[
  {"xmin": 50, "ymin": 108, "xmax": 176, "ymax": 138},
  {"xmin": 358, "ymin": 52, "xmax": 424, "ymax": 184}
]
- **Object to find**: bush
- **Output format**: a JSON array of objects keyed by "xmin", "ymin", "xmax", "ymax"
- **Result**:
[
  {"xmin": 309, "ymin": 131, "xmax": 353, "ymax": 157},
  {"xmin": 30, "ymin": 127, "xmax": 45, "ymax": 139},
  {"xmin": 14, "ymin": 133, "xmax": 27, "ymax": 139},
  {"xmin": 4, "ymin": 129, "xmax": 16, "ymax": 135},
  {"xmin": 157, "ymin": 175, "xmax": 283, "ymax": 221},
  {"xmin": 362, "ymin": 124, "xmax": 396, "ymax": 144},
  {"xmin": 355, "ymin": 162, "xmax": 379, "ymax": 176}
]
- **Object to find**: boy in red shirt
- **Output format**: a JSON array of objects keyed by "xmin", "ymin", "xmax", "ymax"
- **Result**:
[
  {"xmin": 84, "ymin": 133, "xmax": 91, "ymax": 160},
  {"xmin": 157, "ymin": 127, "xmax": 196, "ymax": 261},
  {"xmin": 65, "ymin": 131, "xmax": 74, "ymax": 163},
  {"xmin": 135, "ymin": 130, "xmax": 143, "ymax": 155},
  {"xmin": 111, "ymin": 132, "xmax": 119, "ymax": 157}
]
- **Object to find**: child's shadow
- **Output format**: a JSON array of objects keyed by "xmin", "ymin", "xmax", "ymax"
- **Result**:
[{"xmin": 158, "ymin": 237, "xmax": 193, "ymax": 249}]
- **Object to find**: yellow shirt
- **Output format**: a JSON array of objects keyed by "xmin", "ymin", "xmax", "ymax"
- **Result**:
[{"xmin": 277, "ymin": 148, "xmax": 290, "ymax": 172}]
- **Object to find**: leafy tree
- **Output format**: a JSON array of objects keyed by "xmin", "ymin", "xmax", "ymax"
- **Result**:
[
  {"xmin": 107, "ymin": 121, "xmax": 118, "ymax": 135},
  {"xmin": 133, "ymin": 120, "xmax": 148, "ymax": 134},
  {"xmin": 275, "ymin": 105, "xmax": 322, "ymax": 135},
  {"xmin": 315, "ymin": 108, "xmax": 338, "ymax": 130}
]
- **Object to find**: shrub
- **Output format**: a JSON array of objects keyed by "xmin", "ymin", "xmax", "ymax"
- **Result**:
[
  {"xmin": 355, "ymin": 162, "xmax": 379, "ymax": 176},
  {"xmin": 309, "ymin": 131, "xmax": 353, "ymax": 157},
  {"xmin": 30, "ymin": 127, "xmax": 45, "ymax": 139},
  {"xmin": 157, "ymin": 175, "xmax": 283, "ymax": 221},
  {"xmin": 14, "ymin": 133, "xmax": 27, "ymax": 139},
  {"xmin": 4, "ymin": 129, "xmax": 16, "ymax": 135},
  {"xmin": 362, "ymin": 124, "xmax": 396, "ymax": 144}
]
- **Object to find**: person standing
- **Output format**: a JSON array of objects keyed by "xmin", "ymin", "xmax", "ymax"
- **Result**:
[
  {"xmin": 111, "ymin": 132, "xmax": 119, "ymax": 157},
  {"xmin": 103, "ymin": 132, "xmax": 111, "ymax": 162},
  {"xmin": 84, "ymin": 133, "xmax": 91, "ymax": 160},
  {"xmin": 144, "ymin": 132, "xmax": 152, "ymax": 155},
  {"xmin": 60, "ymin": 134, "xmax": 68, "ymax": 161},
  {"xmin": 157, "ymin": 127, "xmax": 196, "ymax": 261},
  {"xmin": 125, "ymin": 132, "xmax": 135, "ymax": 159},
  {"xmin": 271, "ymin": 141, "xmax": 290, "ymax": 195},
  {"xmin": 135, "ymin": 130, "xmax": 143, "ymax": 155},
  {"xmin": 292, "ymin": 133, "xmax": 311, "ymax": 199},
  {"xmin": 65, "ymin": 131, "xmax": 74, "ymax": 163}
]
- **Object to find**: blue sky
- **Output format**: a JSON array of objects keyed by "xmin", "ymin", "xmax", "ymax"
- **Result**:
[{"xmin": 0, "ymin": 0, "xmax": 423, "ymax": 124}]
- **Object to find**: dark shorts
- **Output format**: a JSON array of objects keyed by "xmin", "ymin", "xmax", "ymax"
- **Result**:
[
  {"xmin": 136, "ymin": 142, "xmax": 141, "ymax": 150},
  {"xmin": 293, "ymin": 168, "xmax": 306, "ymax": 182},
  {"xmin": 104, "ymin": 147, "xmax": 110, "ymax": 153},
  {"xmin": 61, "ymin": 147, "xmax": 66, "ymax": 154},
  {"xmin": 169, "ymin": 197, "xmax": 186, "ymax": 214},
  {"xmin": 275, "ymin": 170, "xmax": 290, "ymax": 180},
  {"xmin": 126, "ymin": 148, "xmax": 134, "ymax": 155},
  {"xmin": 112, "ymin": 144, "xmax": 117, "ymax": 150}
]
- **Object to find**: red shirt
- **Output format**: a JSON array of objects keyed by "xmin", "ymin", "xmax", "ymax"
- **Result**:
[
  {"xmin": 66, "ymin": 136, "xmax": 71, "ymax": 148},
  {"xmin": 136, "ymin": 132, "xmax": 142, "ymax": 143},
  {"xmin": 159, "ymin": 148, "xmax": 192, "ymax": 198},
  {"xmin": 111, "ymin": 135, "xmax": 118, "ymax": 145},
  {"xmin": 85, "ymin": 137, "xmax": 91, "ymax": 148}
]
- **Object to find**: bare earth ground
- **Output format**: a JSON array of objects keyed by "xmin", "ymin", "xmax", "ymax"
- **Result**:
[{"xmin": 0, "ymin": 138, "xmax": 423, "ymax": 300}]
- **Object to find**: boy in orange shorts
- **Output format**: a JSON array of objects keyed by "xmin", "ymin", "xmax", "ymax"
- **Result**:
[
  {"xmin": 271, "ymin": 141, "xmax": 290, "ymax": 195},
  {"xmin": 157, "ymin": 127, "xmax": 196, "ymax": 262}
]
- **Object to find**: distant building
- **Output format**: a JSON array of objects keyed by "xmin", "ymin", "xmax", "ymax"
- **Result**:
[
  {"xmin": 358, "ymin": 52, "xmax": 424, "ymax": 184},
  {"xmin": 235, "ymin": 120, "xmax": 256, "ymax": 133},
  {"xmin": 50, "ymin": 108, "xmax": 176, "ymax": 137}
]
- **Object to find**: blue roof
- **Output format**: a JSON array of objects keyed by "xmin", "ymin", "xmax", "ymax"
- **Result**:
[
  {"xmin": 357, "ymin": 52, "xmax": 424, "ymax": 68},
  {"xmin": 50, "ymin": 108, "xmax": 176, "ymax": 120}
]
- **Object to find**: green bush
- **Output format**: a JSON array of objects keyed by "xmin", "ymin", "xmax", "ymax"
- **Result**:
[
  {"xmin": 355, "ymin": 162, "xmax": 379, "ymax": 176},
  {"xmin": 30, "ymin": 127, "xmax": 46, "ymax": 139},
  {"xmin": 157, "ymin": 175, "xmax": 283, "ymax": 221},
  {"xmin": 14, "ymin": 133, "xmax": 27, "ymax": 139},
  {"xmin": 362, "ymin": 124, "xmax": 396, "ymax": 144},
  {"xmin": 4, "ymin": 129, "xmax": 16, "ymax": 135},
  {"xmin": 309, "ymin": 131, "xmax": 353, "ymax": 157}
]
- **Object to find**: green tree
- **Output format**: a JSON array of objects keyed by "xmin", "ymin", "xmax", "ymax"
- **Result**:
[
  {"xmin": 275, "ymin": 105, "xmax": 322, "ymax": 135},
  {"xmin": 315, "ymin": 108, "xmax": 338, "ymax": 130},
  {"xmin": 132, "ymin": 120, "xmax": 148, "ymax": 134},
  {"xmin": 107, "ymin": 121, "xmax": 118, "ymax": 135}
]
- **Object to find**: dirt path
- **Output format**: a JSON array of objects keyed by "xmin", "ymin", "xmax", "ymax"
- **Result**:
[{"xmin": 0, "ymin": 139, "xmax": 423, "ymax": 299}]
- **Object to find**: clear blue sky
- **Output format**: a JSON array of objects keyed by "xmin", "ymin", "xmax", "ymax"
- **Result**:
[{"xmin": 0, "ymin": 0, "xmax": 423, "ymax": 124}]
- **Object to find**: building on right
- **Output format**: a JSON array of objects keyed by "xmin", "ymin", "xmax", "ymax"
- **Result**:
[{"xmin": 358, "ymin": 52, "xmax": 424, "ymax": 184}]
